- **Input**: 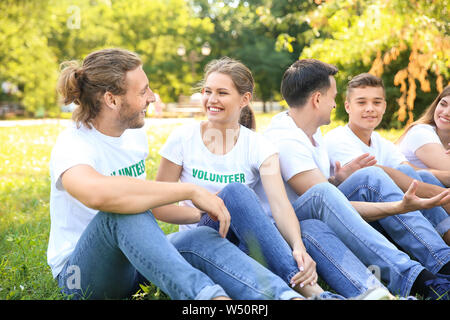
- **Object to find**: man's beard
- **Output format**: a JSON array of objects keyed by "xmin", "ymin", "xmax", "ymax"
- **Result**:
[{"xmin": 118, "ymin": 99, "xmax": 145, "ymax": 129}]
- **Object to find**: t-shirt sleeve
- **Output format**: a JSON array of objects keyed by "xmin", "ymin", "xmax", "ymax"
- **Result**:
[
  {"xmin": 382, "ymin": 139, "xmax": 407, "ymax": 167},
  {"xmin": 401, "ymin": 124, "xmax": 442, "ymax": 154},
  {"xmin": 50, "ymin": 132, "xmax": 97, "ymax": 191},
  {"xmin": 325, "ymin": 133, "xmax": 364, "ymax": 167},
  {"xmin": 277, "ymin": 137, "xmax": 318, "ymax": 181},
  {"xmin": 159, "ymin": 126, "xmax": 185, "ymax": 166},
  {"xmin": 250, "ymin": 132, "xmax": 278, "ymax": 169},
  {"xmin": 324, "ymin": 130, "xmax": 362, "ymax": 177}
]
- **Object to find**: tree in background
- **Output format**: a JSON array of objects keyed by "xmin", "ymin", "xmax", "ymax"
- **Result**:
[
  {"xmin": 296, "ymin": 0, "xmax": 449, "ymax": 128},
  {"xmin": 0, "ymin": 0, "xmax": 59, "ymax": 116},
  {"xmin": 192, "ymin": 0, "xmax": 297, "ymax": 112},
  {"xmin": 1, "ymin": 0, "xmax": 214, "ymax": 115},
  {"xmin": 2, "ymin": 0, "xmax": 448, "ymax": 121}
]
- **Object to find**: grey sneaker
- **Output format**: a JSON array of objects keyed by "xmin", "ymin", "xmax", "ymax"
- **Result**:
[{"xmin": 351, "ymin": 287, "xmax": 395, "ymax": 300}]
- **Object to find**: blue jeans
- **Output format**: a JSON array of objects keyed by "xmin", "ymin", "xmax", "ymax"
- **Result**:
[
  {"xmin": 338, "ymin": 166, "xmax": 450, "ymax": 275},
  {"xmin": 168, "ymin": 227, "xmax": 302, "ymax": 300},
  {"xmin": 198, "ymin": 183, "xmax": 385, "ymax": 298},
  {"xmin": 291, "ymin": 179, "xmax": 425, "ymax": 297},
  {"xmin": 57, "ymin": 210, "xmax": 301, "ymax": 300},
  {"xmin": 395, "ymin": 164, "xmax": 450, "ymax": 236}
]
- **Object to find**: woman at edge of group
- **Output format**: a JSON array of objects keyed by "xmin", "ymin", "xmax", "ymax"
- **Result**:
[
  {"xmin": 154, "ymin": 57, "xmax": 394, "ymax": 299},
  {"xmin": 397, "ymin": 85, "xmax": 450, "ymax": 188}
]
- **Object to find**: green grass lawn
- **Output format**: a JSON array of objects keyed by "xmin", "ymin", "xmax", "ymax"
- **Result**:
[{"xmin": 0, "ymin": 113, "xmax": 404, "ymax": 300}]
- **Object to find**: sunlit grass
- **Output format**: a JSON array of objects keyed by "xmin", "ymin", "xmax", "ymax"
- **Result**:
[{"xmin": 0, "ymin": 115, "xmax": 403, "ymax": 299}]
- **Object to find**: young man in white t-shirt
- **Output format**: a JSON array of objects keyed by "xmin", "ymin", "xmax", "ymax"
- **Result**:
[
  {"xmin": 324, "ymin": 73, "xmax": 450, "ymax": 243},
  {"xmin": 256, "ymin": 58, "xmax": 450, "ymax": 299},
  {"xmin": 48, "ymin": 48, "xmax": 305, "ymax": 300}
]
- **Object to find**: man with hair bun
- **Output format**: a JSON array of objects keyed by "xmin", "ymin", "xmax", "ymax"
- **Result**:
[{"xmin": 48, "ymin": 48, "xmax": 307, "ymax": 300}]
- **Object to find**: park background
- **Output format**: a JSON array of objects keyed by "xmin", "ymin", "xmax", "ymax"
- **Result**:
[{"xmin": 0, "ymin": 0, "xmax": 449, "ymax": 299}]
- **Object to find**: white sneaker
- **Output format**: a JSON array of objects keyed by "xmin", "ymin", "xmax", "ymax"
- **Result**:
[{"xmin": 351, "ymin": 287, "xmax": 395, "ymax": 300}]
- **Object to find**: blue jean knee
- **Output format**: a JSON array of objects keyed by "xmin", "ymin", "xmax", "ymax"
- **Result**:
[
  {"xmin": 299, "ymin": 219, "xmax": 386, "ymax": 298},
  {"xmin": 198, "ymin": 213, "xmax": 244, "ymax": 251}
]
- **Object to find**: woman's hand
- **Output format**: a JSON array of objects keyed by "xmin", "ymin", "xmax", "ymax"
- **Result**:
[{"xmin": 290, "ymin": 246, "xmax": 318, "ymax": 288}]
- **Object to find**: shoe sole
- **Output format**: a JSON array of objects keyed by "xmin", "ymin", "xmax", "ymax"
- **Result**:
[{"xmin": 355, "ymin": 288, "xmax": 395, "ymax": 300}]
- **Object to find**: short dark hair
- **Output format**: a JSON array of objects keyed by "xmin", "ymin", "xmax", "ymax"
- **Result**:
[
  {"xmin": 346, "ymin": 73, "xmax": 385, "ymax": 100},
  {"xmin": 281, "ymin": 59, "xmax": 338, "ymax": 108}
]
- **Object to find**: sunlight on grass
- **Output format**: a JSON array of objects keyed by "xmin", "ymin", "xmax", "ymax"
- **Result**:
[{"xmin": 0, "ymin": 115, "xmax": 404, "ymax": 299}]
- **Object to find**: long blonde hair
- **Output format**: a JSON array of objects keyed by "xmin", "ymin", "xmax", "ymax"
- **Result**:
[
  {"xmin": 397, "ymin": 84, "xmax": 450, "ymax": 144},
  {"xmin": 57, "ymin": 48, "xmax": 142, "ymax": 128}
]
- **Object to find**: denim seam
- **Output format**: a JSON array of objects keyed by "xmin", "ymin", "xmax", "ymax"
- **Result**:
[
  {"xmin": 346, "ymin": 184, "xmax": 449, "ymax": 272},
  {"xmin": 177, "ymin": 249, "xmax": 276, "ymax": 299},
  {"xmin": 58, "ymin": 212, "xmax": 120, "ymax": 299},
  {"xmin": 391, "ymin": 214, "xmax": 450, "ymax": 273},
  {"xmin": 395, "ymin": 263, "xmax": 425, "ymax": 298},
  {"xmin": 231, "ymin": 220, "xmax": 299, "ymax": 285},
  {"xmin": 344, "ymin": 183, "xmax": 383, "ymax": 202},
  {"xmin": 113, "ymin": 215, "xmax": 193, "ymax": 300},
  {"xmin": 199, "ymin": 213, "xmax": 298, "ymax": 284},
  {"xmin": 436, "ymin": 216, "xmax": 450, "ymax": 237},
  {"xmin": 302, "ymin": 232, "xmax": 365, "ymax": 296},
  {"xmin": 294, "ymin": 188, "xmax": 409, "ymax": 285},
  {"xmin": 221, "ymin": 188, "xmax": 301, "ymax": 285}
]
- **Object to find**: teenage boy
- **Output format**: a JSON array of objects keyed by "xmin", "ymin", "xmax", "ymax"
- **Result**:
[
  {"xmin": 324, "ymin": 73, "xmax": 450, "ymax": 244},
  {"xmin": 254, "ymin": 59, "xmax": 450, "ymax": 299}
]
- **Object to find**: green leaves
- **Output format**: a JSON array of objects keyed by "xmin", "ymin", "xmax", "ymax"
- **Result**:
[
  {"xmin": 298, "ymin": 0, "xmax": 449, "ymax": 127},
  {"xmin": 1, "ymin": 0, "xmax": 215, "ymax": 114}
]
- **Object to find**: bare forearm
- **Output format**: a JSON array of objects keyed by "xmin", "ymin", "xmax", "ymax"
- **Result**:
[
  {"xmin": 152, "ymin": 204, "xmax": 202, "ymax": 224},
  {"xmin": 379, "ymin": 165, "xmax": 445, "ymax": 197},
  {"xmin": 378, "ymin": 165, "xmax": 450, "ymax": 214},
  {"xmin": 428, "ymin": 169, "xmax": 450, "ymax": 187},
  {"xmin": 271, "ymin": 206, "xmax": 304, "ymax": 251},
  {"xmin": 350, "ymin": 201, "xmax": 404, "ymax": 222},
  {"xmin": 80, "ymin": 175, "xmax": 196, "ymax": 214}
]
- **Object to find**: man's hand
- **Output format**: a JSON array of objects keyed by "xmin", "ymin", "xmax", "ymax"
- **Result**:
[
  {"xmin": 190, "ymin": 185, "xmax": 231, "ymax": 238},
  {"xmin": 400, "ymin": 180, "xmax": 450, "ymax": 213},
  {"xmin": 333, "ymin": 153, "xmax": 377, "ymax": 185}
]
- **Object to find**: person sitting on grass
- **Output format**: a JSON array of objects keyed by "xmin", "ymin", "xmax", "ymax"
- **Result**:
[
  {"xmin": 155, "ymin": 56, "xmax": 395, "ymax": 300},
  {"xmin": 324, "ymin": 73, "xmax": 450, "ymax": 245},
  {"xmin": 256, "ymin": 58, "xmax": 450, "ymax": 299},
  {"xmin": 48, "ymin": 47, "xmax": 311, "ymax": 300},
  {"xmin": 396, "ymin": 84, "xmax": 450, "ymax": 182}
]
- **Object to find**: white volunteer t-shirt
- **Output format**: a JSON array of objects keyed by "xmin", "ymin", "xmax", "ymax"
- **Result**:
[
  {"xmin": 324, "ymin": 125, "xmax": 407, "ymax": 173},
  {"xmin": 398, "ymin": 124, "xmax": 443, "ymax": 169},
  {"xmin": 253, "ymin": 111, "xmax": 331, "ymax": 219},
  {"xmin": 159, "ymin": 122, "xmax": 277, "ymax": 231},
  {"xmin": 48, "ymin": 123, "xmax": 148, "ymax": 278}
]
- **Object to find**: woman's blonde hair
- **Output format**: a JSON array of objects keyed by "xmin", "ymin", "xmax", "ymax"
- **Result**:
[
  {"xmin": 201, "ymin": 57, "xmax": 256, "ymax": 130},
  {"xmin": 397, "ymin": 84, "xmax": 450, "ymax": 143},
  {"xmin": 57, "ymin": 48, "xmax": 142, "ymax": 128}
]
